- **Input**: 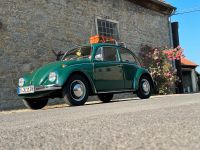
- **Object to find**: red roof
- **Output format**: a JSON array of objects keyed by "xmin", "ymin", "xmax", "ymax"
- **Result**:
[{"xmin": 181, "ymin": 57, "xmax": 198, "ymax": 67}]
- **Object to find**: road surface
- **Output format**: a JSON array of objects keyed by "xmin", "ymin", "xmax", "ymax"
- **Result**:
[{"xmin": 0, "ymin": 93, "xmax": 200, "ymax": 150}]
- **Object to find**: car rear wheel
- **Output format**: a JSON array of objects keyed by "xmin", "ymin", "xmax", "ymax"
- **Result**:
[
  {"xmin": 98, "ymin": 93, "xmax": 113, "ymax": 103},
  {"xmin": 64, "ymin": 75, "xmax": 89, "ymax": 106},
  {"xmin": 136, "ymin": 76, "xmax": 152, "ymax": 99},
  {"xmin": 23, "ymin": 98, "xmax": 48, "ymax": 110}
]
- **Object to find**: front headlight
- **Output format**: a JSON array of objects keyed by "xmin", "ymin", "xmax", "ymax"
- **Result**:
[
  {"xmin": 18, "ymin": 78, "xmax": 25, "ymax": 87},
  {"xmin": 49, "ymin": 72, "xmax": 57, "ymax": 82}
]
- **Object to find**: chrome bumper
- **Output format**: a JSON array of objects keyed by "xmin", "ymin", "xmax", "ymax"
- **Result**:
[
  {"xmin": 34, "ymin": 85, "xmax": 62, "ymax": 92},
  {"xmin": 18, "ymin": 84, "xmax": 62, "ymax": 95}
]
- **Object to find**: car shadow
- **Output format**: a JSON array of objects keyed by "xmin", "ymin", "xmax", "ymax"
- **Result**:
[
  {"xmin": 1, "ymin": 97, "xmax": 156, "ymax": 114},
  {"xmin": 45, "ymin": 97, "xmax": 142, "ymax": 110},
  {"xmin": 85, "ymin": 97, "xmax": 141, "ymax": 106},
  {"xmin": 45, "ymin": 94, "xmax": 169, "ymax": 110}
]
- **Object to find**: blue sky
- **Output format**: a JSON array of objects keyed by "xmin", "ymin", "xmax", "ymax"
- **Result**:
[{"xmin": 166, "ymin": 0, "xmax": 200, "ymax": 72}]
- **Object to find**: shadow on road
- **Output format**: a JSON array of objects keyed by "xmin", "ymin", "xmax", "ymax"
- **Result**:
[
  {"xmin": 1, "ymin": 96, "xmax": 160, "ymax": 114},
  {"xmin": 44, "ymin": 97, "xmax": 142, "ymax": 111}
]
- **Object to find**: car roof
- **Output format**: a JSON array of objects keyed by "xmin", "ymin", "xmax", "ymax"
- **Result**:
[
  {"xmin": 91, "ymin": 43, "xmax": 121, "ymax": 47},
  {"xmin": 76, "ymin": 43, "xmax": 132, "ymax": 51},
  {"xmin": 79, "ymin": 43, "xmax": 136, "ymax": 54},
  {"xmin": 77, "ymin": 43, "xmax": 120, "ymax": 47}
]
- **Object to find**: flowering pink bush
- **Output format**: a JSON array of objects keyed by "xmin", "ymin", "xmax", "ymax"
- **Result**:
[
  {"xmin": 163, "ymin": 46, "xmax": 184, "ymax": 60},
  {"xmin": 139, "ymin": 45, "xmax": 184, "ymax": 94}
]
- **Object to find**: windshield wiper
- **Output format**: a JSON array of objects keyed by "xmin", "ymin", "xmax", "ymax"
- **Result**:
[{"xmin": 51, "ymin": 50, "xmax": 65, "ymax": 61}]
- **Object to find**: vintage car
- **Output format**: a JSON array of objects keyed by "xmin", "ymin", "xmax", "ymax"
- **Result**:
[{"xmin": 17, "ymin": 43, "xmax": 154, "ymax": 109}]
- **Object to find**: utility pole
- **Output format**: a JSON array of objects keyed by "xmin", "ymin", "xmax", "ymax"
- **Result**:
[{"xmin": 171, "ymin": 22, "xmax": 184, "ymax": 93}]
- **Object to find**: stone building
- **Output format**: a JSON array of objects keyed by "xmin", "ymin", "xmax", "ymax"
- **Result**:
[{"xmin": 0, "ymin": 0, "xmax": 175, "ymax": 110}]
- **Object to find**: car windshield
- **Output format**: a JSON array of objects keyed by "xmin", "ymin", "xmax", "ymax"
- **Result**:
[{"xmin": 62, "ymin": 46, "xmax": 92, "ymax": 61}]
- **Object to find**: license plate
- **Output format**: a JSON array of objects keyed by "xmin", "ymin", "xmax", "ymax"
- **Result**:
[{"xmin": 18, "ymin": 86, "xmax": 35, "ymax": 94}]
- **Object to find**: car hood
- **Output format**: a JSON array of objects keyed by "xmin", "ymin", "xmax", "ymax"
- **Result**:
[{"xmin": 24, "ymin": 59, "xmax": 91, "ymax": 86}]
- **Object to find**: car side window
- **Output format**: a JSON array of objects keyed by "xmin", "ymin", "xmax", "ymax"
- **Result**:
[
  {"xmin": 119, "ymin": 47, "xmax": 137, "ymax": 63},
  {"xmin": 95, "ymin": 47, "xmax": 104, "ymax": 61},
  {"xmin": 95, "ymin": 47, "xmax": 119, "ymax": 62}
]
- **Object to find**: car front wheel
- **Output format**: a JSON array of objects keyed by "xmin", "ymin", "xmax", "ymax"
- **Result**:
[
  {"xmin": 64, "ymin": 75, "xmax": 89, "ymax": 106},
  {"xmin": 98, "ymin": 93, "xmax": 113, "ymax": 103},
  {"xmin": 23, "ymin": 98, "xmax": 48, "ymax": 110},
  {"xmin": 136, "ymin": 76, "xmax": 152, "ymax": 99}
]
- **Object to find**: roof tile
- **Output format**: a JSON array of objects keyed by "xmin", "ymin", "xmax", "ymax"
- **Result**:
[{"xmin": 181, "ymin": 57, "xmax": 198, "ymax": 67}]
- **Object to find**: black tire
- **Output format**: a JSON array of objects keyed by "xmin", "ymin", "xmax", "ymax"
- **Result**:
[
  {"xmin": 98, "ymin": 93, "xmax": 113, "ymax": 103},
  {"xmin": 137, "ymin": 75, "xmax": 152, "ymax": 99},
  {"xmin": 63, "ymin": 74, "xmax": 89, "ymax": 106},
  {"xmin": 23, "ymin": 98, "xmax": 48, "ymax": 110}
]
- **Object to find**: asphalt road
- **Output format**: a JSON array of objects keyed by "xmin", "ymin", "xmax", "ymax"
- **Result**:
[{"xmin": 0, "ymin": 93, "xmax": 200, "ymax": 150}]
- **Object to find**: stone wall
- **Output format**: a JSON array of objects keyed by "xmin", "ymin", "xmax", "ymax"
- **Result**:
[{"xmin": 0, "ymin": 0, "xmax": 171, "ymax": 110}]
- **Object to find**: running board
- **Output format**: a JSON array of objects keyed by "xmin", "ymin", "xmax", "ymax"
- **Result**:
[{"xmin": 97, "ymin": 90, "xmax": 135, "ymax": 94}]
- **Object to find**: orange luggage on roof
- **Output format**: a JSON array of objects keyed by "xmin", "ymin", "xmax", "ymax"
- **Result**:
[{"xmin": 90, "ymin": 35, "xmax": 115, "ymax": 44}]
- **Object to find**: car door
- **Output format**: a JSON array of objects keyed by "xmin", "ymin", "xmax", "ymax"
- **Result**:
[
  {"xmin": 93, "ymin": 46, "xmax": 124, "ymax": 92},
  {"xmin": 119, "ymin": 47, "xmax": 139, "ymax": 89}
]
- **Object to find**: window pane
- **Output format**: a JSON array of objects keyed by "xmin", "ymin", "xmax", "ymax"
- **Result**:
[
  {"xmin": 105, "ymin": 21, "xmax": 109, "ymax": 28},
  {"xmin": 98, "ymin": 27, "xmax": 103, "ymax": 33},
  {"xmin": 109, "ymin": 22, "xmax": 112, "ymax": 28},
  {"xmin": 97, "ymin": 19, "xmax": 101, "ymax": 27},
  {"xmin": 102, "ymin": 21, "xmax": 106, "ymax": 27},
  {"xmin": 94, "ymin": 47, "xmax": 103, "ymax": 61},
  {"xmin": 103, "ymin": 27, "xmax": 106, "ymax": 33},
  {"xmin": 106, "ymin": 28, "xmax": 110, "ymax": 34},
  {"xmin": 103, "ymin": 47, "xmax": 119, "ymax": 61},
  {"xmin": 119, "ymin": 48, "xmax": 136, "ymax": 63},
  {"xmin": 110, "ymin": 29, "xmax": 113, "ymax": 34}
]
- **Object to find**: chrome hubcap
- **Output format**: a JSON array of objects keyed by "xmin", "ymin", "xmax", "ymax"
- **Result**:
[
  {"xmin": 70, "ymin": 80, "xmax": 86, "ymax": 101},
  {"xmin": 142, "ymin": 79, "xmax": 150, "ymax": 95}
]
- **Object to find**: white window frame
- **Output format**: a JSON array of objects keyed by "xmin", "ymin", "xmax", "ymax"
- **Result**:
[{"xmin": 95, "ymin": 16, "xmax": 120, "ymax": 40}]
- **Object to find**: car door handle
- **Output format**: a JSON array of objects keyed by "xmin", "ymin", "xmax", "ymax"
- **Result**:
[
  {"xmin": 106, "ymin": 68, "xmax": 111, "ymax": 72},
  {"xmin": 98, "ymin": 69, "xmax": 102, "ymax": 72}
]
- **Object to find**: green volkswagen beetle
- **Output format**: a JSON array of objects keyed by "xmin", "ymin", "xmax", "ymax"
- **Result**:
[{"xmin": 17, "ymin": 43, "xmax": 154, "ymax": 109}]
